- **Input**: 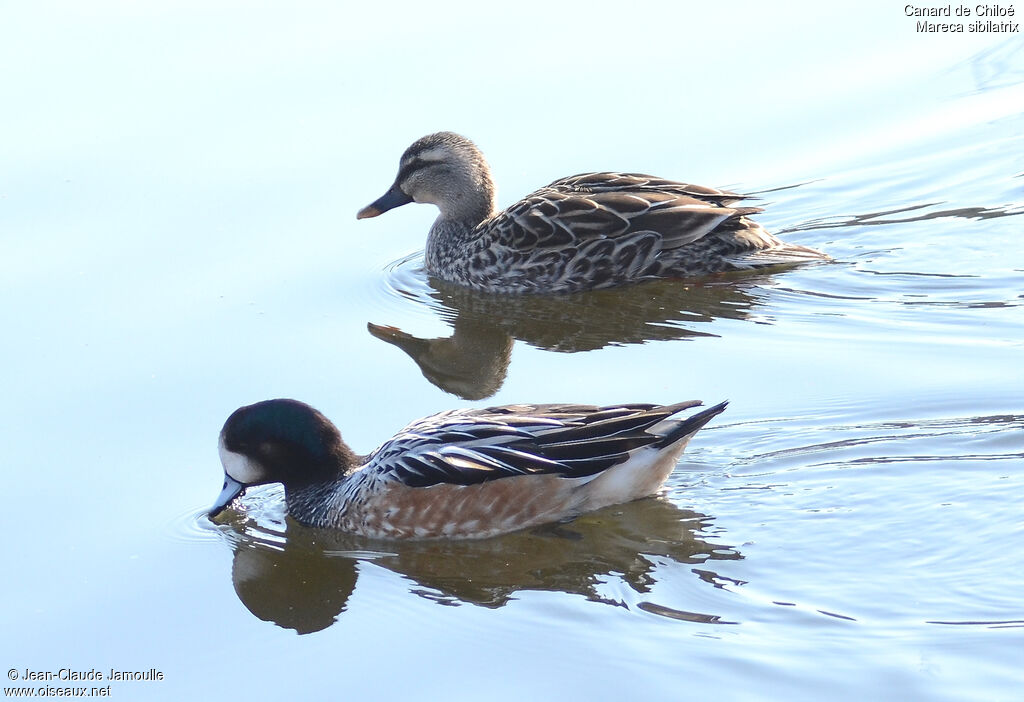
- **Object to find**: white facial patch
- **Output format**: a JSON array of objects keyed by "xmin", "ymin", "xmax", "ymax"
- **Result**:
[
  {"xmin": 406, "ymin": 147, "xmax": 448, "ymax": 166},
  {"xmin": 218, "ymin": 435, "xmax": 265, "ymax": 484}
]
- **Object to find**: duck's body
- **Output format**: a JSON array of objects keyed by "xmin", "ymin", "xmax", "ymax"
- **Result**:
[
  {"xmin": 357, "ymin": 132, "xmax": 828, "ymax": 294},
  {"xmin": 210, "ymin": 398, "xmax": 727, "ymax": 539}
]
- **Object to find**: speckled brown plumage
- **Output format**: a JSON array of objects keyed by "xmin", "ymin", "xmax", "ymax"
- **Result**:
[{"xmin": 358, "ymin": 132, "xmax": 829, "ymax": 294}]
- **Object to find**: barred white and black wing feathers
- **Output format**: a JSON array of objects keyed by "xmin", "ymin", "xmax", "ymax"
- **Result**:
[{"xmin": 368, "ymin": 401, "xmax": 728, "ymax": 489}]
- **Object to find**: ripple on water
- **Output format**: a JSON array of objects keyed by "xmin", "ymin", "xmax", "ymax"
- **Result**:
[
  {"xmin": 165, "ymin": 506, "xmax": 224, "ymax": 544},
  {"xmin": 671, "ymin": 391, "xmax": 1024, "ymax": 633},
  {"xmin": 372, "ymin": 249, "xmax": 442, "ymax": 318}
]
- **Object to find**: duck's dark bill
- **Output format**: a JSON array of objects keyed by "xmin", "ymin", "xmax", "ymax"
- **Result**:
[
  {"xmin": 356, "ymin": 184, "xmax": 412, "ymax": 219},
  {"xmin": 209, "ymin": 475, "xmax": 246, "ymax": 518}
]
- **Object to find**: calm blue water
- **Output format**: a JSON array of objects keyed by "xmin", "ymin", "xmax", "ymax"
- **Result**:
[{"xmin": 2, "ymin": 3, "xmax": 1022, "ymax": 701}]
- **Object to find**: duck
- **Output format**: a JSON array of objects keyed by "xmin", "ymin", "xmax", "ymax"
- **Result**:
[
  {"xmin": 357, "ymin": 131, "xmax": 828, "ymax": 294},
  {"xmin": 209, "ymin": 398, "xmax": 728, "ymax": 539}
]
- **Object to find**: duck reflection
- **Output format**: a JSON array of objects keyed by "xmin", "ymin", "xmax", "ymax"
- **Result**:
[
  {"xmin": 370, "ymin": 274, "xmax": 773, "ymax": 400},
  {"xmin": 215, "ymin": 496, "xmax": 742, "ymax": 634}
]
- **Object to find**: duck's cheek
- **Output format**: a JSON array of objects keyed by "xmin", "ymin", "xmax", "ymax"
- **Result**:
[
  {"xmin": 410, "ymin": 187, "xmax": 440, "ymax": 206},
  {"xmin": 218, "ymin": 440, "xmax": 265, "ymax": 484}
]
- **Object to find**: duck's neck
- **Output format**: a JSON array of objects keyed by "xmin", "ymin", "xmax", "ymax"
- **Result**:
[
  {"xmin": 284, "ymin": 479, "xmax": 343, "ymax": 528},
  {"xmin": 437, "ymin": 179, "xmax": 496, "ymax": 224},
  {"xmin": 424, "ymin": 218, "xmax": 476, "ymax": 274},
  {"xmin": 423, "ymin": 166, "xmax": 497, "ymax": 278},
  {"xmin": 282, "ymin": 449, "xmax": 363, "ymax": 528}
]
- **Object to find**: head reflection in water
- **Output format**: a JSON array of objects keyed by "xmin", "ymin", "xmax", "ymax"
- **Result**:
[
  {"xmin": 370, "ymin": 275, "xmax": 771, "ymax": 400},
  {"xmin": 231, "ymin": 539, "xmax": 358, "ymax": 635}
]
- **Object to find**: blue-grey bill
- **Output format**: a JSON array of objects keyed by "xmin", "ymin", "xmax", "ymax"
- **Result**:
[
  {"xmin": 356, "ymin": 184, "xmax": 413, "ymax": 219},
  {"xmin": 209, "ymin": 475, "xmax": 246, "ymax": 518}
]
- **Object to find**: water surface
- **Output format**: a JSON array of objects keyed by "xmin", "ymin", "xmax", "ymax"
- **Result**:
[{"xmin": 2, "ymin": 3, "xmax": 1022, "ymax": 701}]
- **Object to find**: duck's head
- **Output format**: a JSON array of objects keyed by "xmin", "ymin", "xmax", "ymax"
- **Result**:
[
  {"xmin": 209, "ymin": 399, "xmax": 352, "ymax": 519},
  {"xmin": 357, "ymin": 131, "xmax": 497, "ymax": 225}
]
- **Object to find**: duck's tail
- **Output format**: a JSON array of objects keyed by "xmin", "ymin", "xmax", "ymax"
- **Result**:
[
  {"xmin": 655, "ymin": 400, "xmax": 730, "ymax": 446},
  {"xmin": 732, "ymin": 218, "xmax": 832, "ymax": 268},
  {"xmin": 573, "ymin": 400, "xmax": 728, "ymax": 510},
  {"xmin": 732, "ymin": 245, "xmax": 832, "ymax": 268}
]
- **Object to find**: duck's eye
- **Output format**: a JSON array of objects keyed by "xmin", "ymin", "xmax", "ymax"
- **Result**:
[
  {"xmin": 398, "ymin": 157, "xmax": 440, "ymax": 183},
  {"xmin": 258, "ymin": 441, "xmax": 285, "ymax": 461}
]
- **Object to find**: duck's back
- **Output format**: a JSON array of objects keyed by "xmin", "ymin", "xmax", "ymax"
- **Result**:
[
  {"xmin": 331, "ymin": 401, "xmax": 724, "ymax": 539},
  {"xmin": 546, "ymin": 172, "xmax": 746, "ymax": 204},
  {"xmin": 433, "ymin": 172, "xmax": 825, "ymax": 294}
]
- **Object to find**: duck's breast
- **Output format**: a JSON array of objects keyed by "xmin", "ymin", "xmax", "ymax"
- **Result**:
[{"xmin": 345, "ymin": 474, "xmax": 584, "ymax": 539}]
